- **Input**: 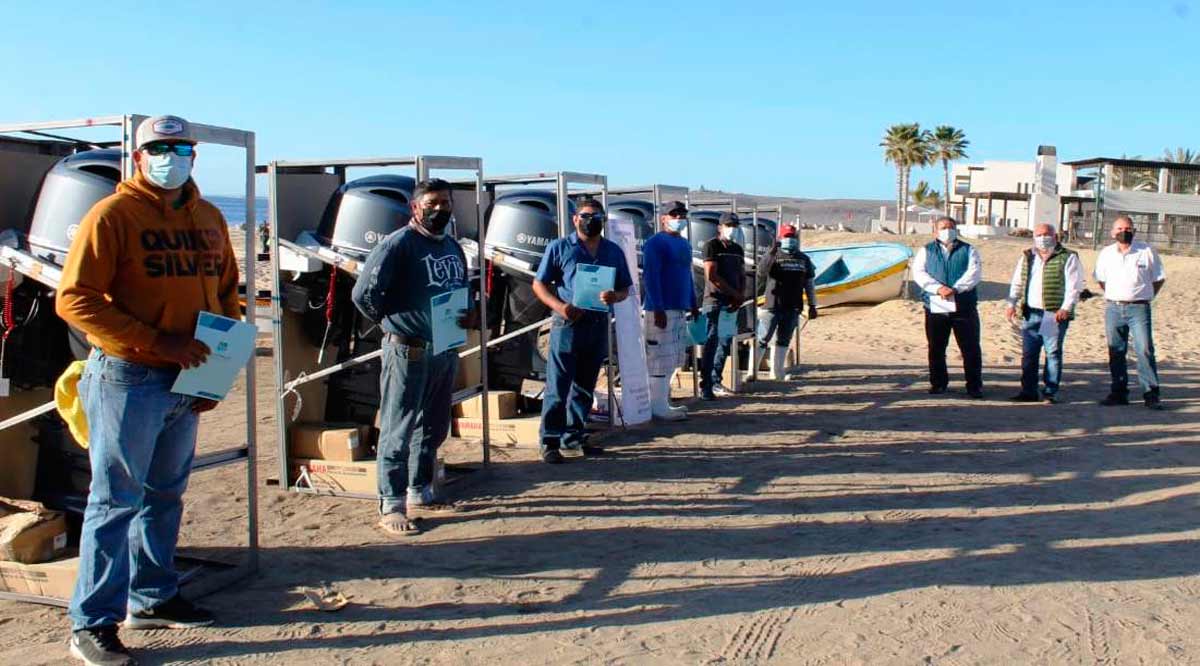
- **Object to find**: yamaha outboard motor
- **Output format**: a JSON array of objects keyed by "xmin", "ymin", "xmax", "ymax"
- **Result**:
[
  {"xmin": 607, "ymin": 199, "xmax": 656, "ymax": 267},
  {"xmin": 27, "ymin": 148, "xmax": 121, "ymax": 266},
  {"xmin": 685, "ymin": 210, "xmax": 721, "ymax": 304},
  {"xmin": 740, "ymin": 219, "xmax": 776, "ymax": 263},
  {"xmin": 316, "ymin": 175, "xmax": 414, "ymax": 258},
  {"xmin": 483, "ymin": 190, "xmax": 574, "ymax": 389}
]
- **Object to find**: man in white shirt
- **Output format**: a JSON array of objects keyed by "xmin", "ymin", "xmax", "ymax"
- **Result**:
[
  {"xmin": 911, "ymin": 217, "xmax": 984, "ymax": 398},
  {"xmin": 1093, "ymin": 215, "xmax": 1167, "ymax": 410},
  {"xmin": 1004, "ymin": 224, "xmax": 1083, "ymax": 404}
]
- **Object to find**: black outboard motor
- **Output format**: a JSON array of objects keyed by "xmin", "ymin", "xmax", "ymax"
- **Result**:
[
  {"xmin": 607, "ymin": 199, "xmax": 656, "ymax": 268},
  {"xmin": 27, "ymin": 148, "xmax": 121, "ymax": 266},
  {"xmin": 483, "ymin": 190, "xmax": 574, "ymax": 389},
  {"xmin": 316, "ymin": 175, "xmax": 414, "ymax": 258},
  {"xmin": 740, "ymin": 219, "xmax": 776, "ymax": 263},
  {"xmin": 685, "ymin": 211, "xmax": 721, "ymax": 304}
]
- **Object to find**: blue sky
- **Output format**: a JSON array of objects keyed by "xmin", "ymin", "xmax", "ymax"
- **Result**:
[{"xmin": 2, "ymin": 1, "xmax": 1196, "ymax": 199}]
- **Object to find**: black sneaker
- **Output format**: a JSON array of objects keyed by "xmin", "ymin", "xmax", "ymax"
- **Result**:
[
  {"xmin": 580, "ymin": 444, "xmax": 606, "ymax": 456},
  {"xmin": 928, "ymin": 386, "xmax": 947, "ymax": 395},
  {"xmin": 124, "ymin": 594, "xmax": 214, "ymax": 630},
  {"xmin": 1043, "ymin": 394, "xmax": 1060, "ymax": 405},
  {"xmin": 69, "ymin": 625, "xmax": 137, "ymax": 666},
  {"xmin": 700, "ymin": 389, "xmax": 717, "ymax": 401},
  {"xmin": 1009, "ymin": 393, "xmax": 1040, "ymax": 402},
  {"xmin": 1145, "ymin": 396, "xmax": 1165, "ymax": 411},
  {"xmin": 966, "ymin": 389, "xmax": 985, "ymax": 400},
  {"xmin": 541, "ymin": 449, "xmax": 565, "ymax": 464},
  {"xmin": 1099, "ymin": 394, "xmax": 1129, "ymax": 406}
]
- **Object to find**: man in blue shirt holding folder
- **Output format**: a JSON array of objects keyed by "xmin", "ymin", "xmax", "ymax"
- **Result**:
[
  {"xmin": 532, "ymin": 198, "xmax": 633, "ymax": 464},
  {"xmin": 352, "ymin": 178, "xmax": 476, "ymax": 536}
]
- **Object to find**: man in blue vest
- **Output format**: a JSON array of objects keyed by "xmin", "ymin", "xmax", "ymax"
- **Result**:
[{"xmin": 911, "ymin": 216, "xmax": 984, "ymax": 398}]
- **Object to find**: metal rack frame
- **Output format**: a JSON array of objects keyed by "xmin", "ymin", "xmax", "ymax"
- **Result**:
[
  {"xmin": 0, "ymin": 114, "xmax": 259, "ymax": 605},
  {"xmin": 266, "ymin": 156, "xmax": 489, "ymax": 500},
  {"xmin": 476, "ymin": 172, "xmax": 616, "ymax": 426}
]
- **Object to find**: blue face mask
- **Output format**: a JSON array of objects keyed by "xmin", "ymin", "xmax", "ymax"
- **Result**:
[
  {"xmin": 779, "ymin": 238, "xmax": 799, "ymax": 253},
  {"xmin": 145, "ymin": 152, "xmax": 192, "ymax": 190},
  {"xmin": 666, "ymin": 217, "xmax": 688, "ymax": 233}
]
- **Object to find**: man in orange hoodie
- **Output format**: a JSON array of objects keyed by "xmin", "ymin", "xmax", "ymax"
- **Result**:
[{"xmin": 56, "ymin": 115, "xmax": 240, "ymax": 666}]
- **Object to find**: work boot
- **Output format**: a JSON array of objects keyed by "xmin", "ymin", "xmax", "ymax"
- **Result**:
[
  {"xmin": 649, "ymin": 376, "xmax": 687, "ymax": 421},
  {"xmin": 770, "ymin": 345, "xmax": 788, "ymax": 381}
]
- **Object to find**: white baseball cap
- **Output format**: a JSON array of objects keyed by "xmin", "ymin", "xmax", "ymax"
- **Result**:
[{"xmin": 135, "ymin": 115, "xmax": 196, "ymax": 150}]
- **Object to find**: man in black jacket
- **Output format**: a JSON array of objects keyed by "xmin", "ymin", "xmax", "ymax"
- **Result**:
[{"xmin": 755, "ymin": 224, "xmax": 817, "ymax": 379}]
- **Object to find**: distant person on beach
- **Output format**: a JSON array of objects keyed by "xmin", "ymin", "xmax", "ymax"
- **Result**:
[
  {"xmin": 641, "ymin": 200, "xmax": 697, "ymax": 421},
  {"xmin": 352, "ymin": 178, "xmax": 477, "ymax": 536},
  {"xmin": 911, "ymin": 216, "xmax": 984, "ymax": 398},
  {"xmin": 532, "ymin": 198, "xmax": 632, "ymax": 464},
  {"xmin": 755, "ymin": 224, "xmax": 818, "ymax": 380},
  {"xmin": 1005, "ymin": 223, "xmax": 1083, "ymax": 404},
  {"xmin": 57, "ymin": 115, "xmax": 235, "ymax": 666},
  {"xmin": 700, "ymin": 212, "xmax": 747, "ymax": 400},
  {"xmin": 1093, "ymin": 215, "xmax": 1166, "ymax": 410}
]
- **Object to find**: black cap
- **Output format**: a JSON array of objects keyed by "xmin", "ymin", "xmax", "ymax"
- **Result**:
[
  {"xmin": 576, "ymin": 196, "xmax": 605, "ymax": 214},
  {"xmin": 661, "ymin": 200, "xmax": 688, "ymax": 217},
  {"xmin": 719, "ymin": 211, "xmax": 740, "ymax": 225}
]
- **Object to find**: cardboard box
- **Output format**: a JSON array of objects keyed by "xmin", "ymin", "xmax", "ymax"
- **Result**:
[
  {"xmin": 288, "ymin": 423, "xmax": 373, "ymax": 462},
  {"xmin": 453, "ymin": 415, "xmax": 541, "ymax": 449},
  {"xmin": 0, "ymin": 388, "xmax": 50, "ymax": 499},
  {"xmin": 0, "ymin": 556, "xmax": 78, "ymax": 600},
  {"xmin": 279, "ymin": 310, "xmax": 335, "ymax": 423},
  {"xmin": 290, "ymin": 458, "xmax": 377, "ymax": 495},
  {"xmin": 0, "ymin": 498, "xmax": 69, "ymax": 564},
  {"xmin": 453, "ymin": 330, "xmax": 483, "ymax": 391},
  {"xmin": 453, "ymin": 390, "xmax": 519, "ymax": 420}
]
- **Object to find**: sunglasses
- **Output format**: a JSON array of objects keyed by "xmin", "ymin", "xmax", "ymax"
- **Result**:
[
  {"xmin": 578, "ymin": 212, "xmax": 607, "ymax": 223},
  {"xmin": 142, "ymin": 143, "xmax": 195, "ymax": 157}
]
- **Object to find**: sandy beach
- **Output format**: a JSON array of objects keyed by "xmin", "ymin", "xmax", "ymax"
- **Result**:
[{"xmin": 3, "ymin": 231, "xmax": 1198, "ymax": 665}]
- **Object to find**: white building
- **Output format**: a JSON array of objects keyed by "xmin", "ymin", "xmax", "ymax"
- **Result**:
[{"xmin": 949, "ymin": 160, "xmax": 1074, "ymax": 228}]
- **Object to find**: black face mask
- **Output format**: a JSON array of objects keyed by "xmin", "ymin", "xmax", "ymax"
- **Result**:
[
  {"xmin": 578, "ymin": 214, "xmax": 604, "ymax": 238},
  {"xmin": 419, "ymin": 207, "xmax": 452, "ymax": 235},
  {"xmin": 1117, "ymin": 229, "xmax": 1135, "ymax": 244}
]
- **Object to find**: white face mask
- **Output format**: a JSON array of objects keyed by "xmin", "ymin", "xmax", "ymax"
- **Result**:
[
  {"xmin": 779, "ymin": 238, "xmax": 799, "ymax": 253},
  {"xmin": 720, "ymin": 226, "xmax": 743, "ymax": 244},
  {"xmin": 144, "ymin": 153, "xmax": 192, "ymax": 190},
  {"xmin": 666, "ymin": 217, "xmax": 688, "ymax": 233},
  {"xmin": 1033, "ymin": 235, "xmax": 1056, "ymax": 251},
  {"xmin": 937, "ymin": 228, "xmax": 958, "ymax": 244}
]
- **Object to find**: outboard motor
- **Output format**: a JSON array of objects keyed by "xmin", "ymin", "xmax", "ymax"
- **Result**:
[
  {"xmin": 316, "ymin": 175, "xmax": 414, "ymax": 258},
  {"xmin": 607, "ymin": 199, "xmax": 656, "ymax": 267},
  {"xmin": 684, "ymin": 211, "xmax": 721, "ymax": 304},
  {"xmin": 740, "ymin": 219, "xmax": 776, "ymax": 263},
  {"xmin": 483, "ymin": 190, "xmax": 574, "ymax": 389},
  {"xmin": 27, "ymin": 148, "xmax": 121, "ymax": 266}
]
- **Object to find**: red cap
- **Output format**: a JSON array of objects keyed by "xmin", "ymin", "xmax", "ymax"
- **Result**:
[{"xmin": 779, "ymin": 224, "xmax": 798, "ymax": 238}]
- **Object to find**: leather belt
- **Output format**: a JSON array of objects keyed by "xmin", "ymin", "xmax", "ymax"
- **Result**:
[
  {"xmin": 1107, "ymin": 299, "xmax": 1150, "ymax": 305},
  {"xmin": 383, "ymin": 333, "xmax": 427, "ymax": 348}
]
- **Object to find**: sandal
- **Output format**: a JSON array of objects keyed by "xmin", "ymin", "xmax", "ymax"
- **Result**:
[{"xmin": 377, "ymin": 512, "xmax": 421, "ymax": 536}]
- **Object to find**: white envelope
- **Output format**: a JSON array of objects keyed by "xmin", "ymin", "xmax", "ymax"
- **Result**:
[{"xmin": 929, "ymin": 294, "xmax": 957, "ymax": 314}]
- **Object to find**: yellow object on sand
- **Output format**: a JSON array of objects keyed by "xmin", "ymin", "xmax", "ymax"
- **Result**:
[{"xmin": 54, "ymin": 361, "xmax": 89, "ymax": 449}]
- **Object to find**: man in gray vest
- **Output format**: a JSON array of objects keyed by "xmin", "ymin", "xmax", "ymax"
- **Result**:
[
  {"xmin": 1005, "ymin": 223, "xmax": 1083, "ymax": 404},
  {"xmin": 911, "ymin": 216, "xmax": 984, "ymax": 398}
]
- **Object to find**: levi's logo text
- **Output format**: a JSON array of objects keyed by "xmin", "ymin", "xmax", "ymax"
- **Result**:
[
  {"xmin": 141, "ymin": 228, "xmax": 226, "ymax": 278},
  {"xmin": 422, "ymin": 253, "xmax": 465, "ymax": 288}
]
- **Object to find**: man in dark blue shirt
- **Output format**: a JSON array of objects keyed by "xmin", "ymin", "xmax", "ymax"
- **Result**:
[
  {"xmin": 532, "ymin": 198, "xmax": 633, "ymax": 464},
  {"xmin": 641, "ymin": 200, "xmax": 697, "ymax": 421},
  {"xmin": 352, "ymin": 178, "xmax": 477, "ymax": 536}
]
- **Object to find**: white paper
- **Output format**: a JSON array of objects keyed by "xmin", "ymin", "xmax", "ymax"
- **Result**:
[
  {"xmin": 171, "ymin": 312, "xmax": 257, "ymax": 401},
  {"xmin": 929, "ymin": 294, "xmax": 957, "ymax": 314},
  {"xmin": 606, "ymin": 218, "xmax": 652, "ymax": 426},
  {"xmin": 430, "ymin": 288, "xmax": 469, "ymax": 355}
]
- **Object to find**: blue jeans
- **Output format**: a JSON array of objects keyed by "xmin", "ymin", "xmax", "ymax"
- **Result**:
[
  {"xmin": 756, "ymin": 309, "xmax": 799, "ymax": 357},
  {"xmin": 1020, "ymin": 309, "xmax": 1070, "ymax": 397},
  {"xmin": 701, "ymin": 305, "xmax": 734, "ymax": 391},
  {"xmin": 1104, "ymin": 302, "xmax": 1160, "ymax": 398},
  {"xmin": 69, "ymin": 351, "xmax": 199, "ymax": 630},
  {"xmin": 377, "ymin": 341, "xmax": 457, "ymax": 515},
  {"xmin": 540, "ymin": 313, "xmax": 608, "ymax": 452}
]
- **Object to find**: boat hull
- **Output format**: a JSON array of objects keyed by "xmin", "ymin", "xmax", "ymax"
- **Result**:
[{"xmin": 814, "ymin": 259, "xmax": 908, "ymax": 307}]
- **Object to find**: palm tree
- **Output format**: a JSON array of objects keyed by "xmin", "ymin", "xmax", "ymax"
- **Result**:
[
  {"xmin": 930, "ymin": 126, "xmax": 969, "ymax": 216},
  {"xmin": 881, "ymin": 123, "xmax": 930, "ymax": 234},
  {"xmin": 1162, "ymin": 147, "xmax": 1200, "ymax": 164},
  {"xmin": 910, "ymin": 180, "xmax": 943, "ymax": 209}
]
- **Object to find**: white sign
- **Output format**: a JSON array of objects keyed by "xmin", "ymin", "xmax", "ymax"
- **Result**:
[{"xmin": 605, "ymin": 218, "xmax": 652, "ymax": 426}]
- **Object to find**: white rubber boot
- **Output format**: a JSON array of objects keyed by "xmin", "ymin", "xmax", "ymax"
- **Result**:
[
  {"xmin": 771, "ymin": 345, "xmax": 788, "ymax": 381},
  {"xmin": 650, "ymin": 376, "xmax": 687, "ymax": 421}
]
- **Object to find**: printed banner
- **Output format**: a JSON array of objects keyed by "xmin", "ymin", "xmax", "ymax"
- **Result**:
[{"xmin": 605, "ymin": 218, "xmax": 652, "ymax": 425}]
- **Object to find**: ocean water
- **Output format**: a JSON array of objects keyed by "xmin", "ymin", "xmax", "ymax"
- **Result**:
[{"xmin": 209, "ymin": 195, "xmax": 269, "ymax": 227}]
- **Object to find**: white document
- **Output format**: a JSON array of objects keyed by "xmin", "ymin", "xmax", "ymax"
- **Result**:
[
  {"xmin": 171, "ymin": 312, "xmax": 257, "ymax": 401},
  {"xmin": 929, "ymin": 294, "xmax": 957, "ymax": 314},
  {"xmin": 606, "ymin": 217, "xmax": 652, "ymax": 426},
  {"xmin": 430, "ymin": 288, "xmax": 469, "ymax": 355}
]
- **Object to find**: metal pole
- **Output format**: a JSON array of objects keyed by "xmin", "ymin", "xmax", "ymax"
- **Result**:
[
  {"xmin": 269, "ymin": 163, "xmax": 291, "ymax": 492},
  {"xmin": 476, "ymin": 165, "xmax": 490, "ymax": 468},
  {"xmin": 242, "ymin": 132, "xmax": 259, "ymax": 570},
  {"xmin": 601, "ymin": 182, "xmax": 617, "ymax": 428}
]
